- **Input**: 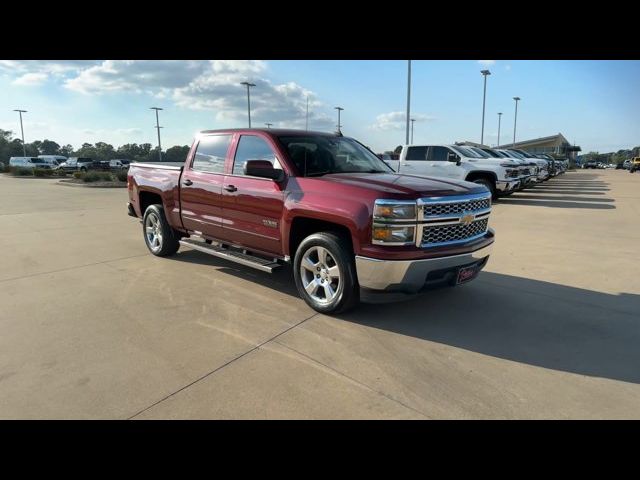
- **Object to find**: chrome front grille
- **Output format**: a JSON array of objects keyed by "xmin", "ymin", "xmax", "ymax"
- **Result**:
[
  {"xmin": 417, "ymin": 192, "xmax": 491, "ymax": 247},
  {"xmin": 422, "ymin": 197, "xmax": 490, "ymax": 217},
  {"xmin": 422, "ymin": 218, "xmax": 489, "ymax": 246}
]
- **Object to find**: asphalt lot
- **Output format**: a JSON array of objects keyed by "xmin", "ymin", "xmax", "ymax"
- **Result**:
[{"xmin": 1, "ymin": 169, "xmax": 639, "ymax": 419}]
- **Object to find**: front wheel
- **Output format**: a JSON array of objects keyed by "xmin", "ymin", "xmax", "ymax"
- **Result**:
[
  {"xmin": 143, "ymin": 204, "xmax": 180, "ymax": 257},
  {"xmin": 472, "ymin": 178, "xmax": 497, "ymax": 200},
  {"xmin": 293, "ymin": 232, "xmax": 359, "ymax": 314}
]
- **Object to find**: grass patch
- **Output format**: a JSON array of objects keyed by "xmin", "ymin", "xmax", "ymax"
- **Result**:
[{"xmin": 115, "ymin": 170, "xmax": 128, "ymax": 182}]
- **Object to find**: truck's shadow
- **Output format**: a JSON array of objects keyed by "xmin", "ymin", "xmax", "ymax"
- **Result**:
[
  {"xmin": 500, "ymin": 173, "xmax": 615, "ymax": 209},
  {"xmin": 171, "ymin": 250, "xmax": 640, "ymax": 385}
]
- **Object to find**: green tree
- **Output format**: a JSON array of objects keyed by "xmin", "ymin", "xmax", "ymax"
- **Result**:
[
  {"xmin": 165, "ymin": 145, "xmax": 190, "ymax": 163},
  {"xmin": 40, "ymin": 139, "xmax": 61, "ymax": 155},
  {"xmin": 59, "ymin": 144, "xmax": 74, "ymax": 157}
]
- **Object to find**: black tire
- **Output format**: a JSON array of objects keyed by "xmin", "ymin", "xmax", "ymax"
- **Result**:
[
  {"xmin": 205, "ymin": 239, "xmax": 213, "ymax": 244},
  {"xmin": 293, "ymin": 232, "xmax": 359, "ymax": 314},
  {"xmin": 472, "ymin": 178, "xmax": 497, "ymax": 200},
  {"xmin": 142, "ymin": 204, "xmax": 180, "ymax": 257}
]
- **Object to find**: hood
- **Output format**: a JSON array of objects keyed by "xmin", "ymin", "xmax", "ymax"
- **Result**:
[{"xmin": 315, "ymin": 172, "xmax": 487, "ymax": 198}]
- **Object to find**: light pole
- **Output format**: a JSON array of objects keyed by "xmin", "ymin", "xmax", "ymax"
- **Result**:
[
  {"xmin": 240, "ymin": 81, "xmax": 256, "ymax": 128},
  {"xmin": 335, "ymin": 106, "xmax": 344, "ymax": 133},
  {"xmin": 497, "ymin": 112, "xmax": 503, "ymax": 147},
  {"xmin": 512, "ymin": 97, "xmax": 521, "ymax": 147},
  {"xmin": 305, "ymin": 95, "xmax": 309, "ymax": 131},
  {"xmin": 480, "ymin": 69, "xmax": 491, "ymax": 145},
  {"xmin": 150, "ymin": 107, "xmax": 163, "ymax": 162},
  {"xmin": 265, "ymin": 123, "xmax": 272, "ymax": 129},
  {"xmin": 410, "ymin": 118, "xmax": 416, "ymax": 144},
  {"xmin": 13, "ymin": 109, "xmax": 27, "ymax": 157},
  {"xmin": 405, "ymin": 60, "xmax": 411, "ymax": 145}
]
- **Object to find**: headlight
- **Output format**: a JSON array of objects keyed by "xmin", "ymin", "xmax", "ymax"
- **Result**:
[
  {"xmin": 372, "ymin": 225, "xmax": 415, "ymax": 244},
  {"xmin": 373, "ymin": 200, "xmax": 416, "ymax": 221}
]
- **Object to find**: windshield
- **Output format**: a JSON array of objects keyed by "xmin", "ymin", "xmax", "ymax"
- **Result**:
[
  {"xmin": 469, "ymin": 147, "xmax": 492, "ymax": 158},
  {"xmin": 451, "ymin": 145, "xmax": 483, "ymax": 158},
  {"xmin": 480, "ymin": 148, "xmax": 502, "ymax": 158},
  {"xmin": 504, "ymin": 150, "xmax": 525, "ymax": 159},
  {"xmin": 277, "ymin": 136, "xmax": 393, "ymax": 177},
  {"xmin": 31, "ymin": 158, "xmax": 45, "ymax": 163}
]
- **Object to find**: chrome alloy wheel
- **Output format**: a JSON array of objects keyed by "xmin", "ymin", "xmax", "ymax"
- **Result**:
[
  {"xmin": 145, "ymin": 212, "xmax": 163, "ymax": 253},
  {"xmin": 299, "ymin": 246, "xmax": 342, "ymax": 304}
]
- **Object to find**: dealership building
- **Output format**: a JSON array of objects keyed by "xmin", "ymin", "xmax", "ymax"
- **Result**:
[
  {"xmin": 459, "ymin": 133, "xmax": 581, "ymax": 166},
  {"xmin": 496, "ymin": 133, "xmax": 581, "ymax": 164}
]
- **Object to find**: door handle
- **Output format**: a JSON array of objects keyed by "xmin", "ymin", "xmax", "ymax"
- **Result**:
[
  {"xmin": 183, "ymin": 179, "xmax": 193, "ymax": 186},
  {"xmin": 224, "ymin": 184, "xmax": 238, "ymax": 192}
]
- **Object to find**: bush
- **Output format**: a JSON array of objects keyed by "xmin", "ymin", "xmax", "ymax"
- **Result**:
[
  {"xmin": 115, "ymin": 170, "xmax": 128, "ymax": 182},
  {"xmin": 33, "ymin": 168, "xmax": 54, "ymax": 177},
  {"xmin": 10, "ymin": 166, "xmax": 34, "ymax": 176},
  {"xmin": 83, "ymin": 171, "xmax": 114, "ymax": 182},
  {"xmin": 54, "ymin": 169, "xmax": 67, "ymax": 177},
  {"xmin": 72, "ymin": 171, "xmax": 84, "ymax": 179}
]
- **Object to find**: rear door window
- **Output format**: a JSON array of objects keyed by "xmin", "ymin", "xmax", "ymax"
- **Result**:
[
  {"xmin": 405, "ymin": 146, "xmax": 428, "ymax": 160},
  {"xmin": 192, "ymin": 135, "xmax": 232, "ymax": 173}
]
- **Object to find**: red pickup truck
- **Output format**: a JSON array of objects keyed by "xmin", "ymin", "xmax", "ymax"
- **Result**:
[{"xmin": 127, "ymin": 129, "xmax": 495, "ymax": 313}]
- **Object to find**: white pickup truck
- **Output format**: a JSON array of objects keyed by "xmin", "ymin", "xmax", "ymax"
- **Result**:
[{"xmin": 385, "ymin": 144, "xmax": 524, "ymax": 199}]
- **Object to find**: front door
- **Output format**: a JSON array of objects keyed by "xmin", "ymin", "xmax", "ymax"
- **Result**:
[
  {"xmin": 220, "ymin": 134, "xmax": 285, "ymax": 256},
  {"xmin": 428, "ymin": 146, "xmax": 463, "ymax": 179},
  {"xmin": 398, "ymin": 145, "xmax": 432, "ymax": 175},
  {"xmin": 179, "ymin": 134, "xmax": 232, "ymax": 240}
]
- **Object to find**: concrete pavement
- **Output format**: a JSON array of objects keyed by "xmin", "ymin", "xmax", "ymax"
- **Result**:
[{"xmin": 0, "ymin": 170, "xmax": 639, "ymax": 419}]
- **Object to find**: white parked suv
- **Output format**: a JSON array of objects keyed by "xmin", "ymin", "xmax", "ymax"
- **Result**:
[
  {"xmin": 9, "ymin": 157, "xmax": 53, "ymax": 169},
  {"xmin": 109, "ymin": 159, "xmax": 131, "ymax": 170},
  {"xmin": 385, "ymin": 144, "xmax": 523, "ymax": 199},
  {"xmin": 37, "ymin": 155, "xmax": 67, "ymax": 170}
]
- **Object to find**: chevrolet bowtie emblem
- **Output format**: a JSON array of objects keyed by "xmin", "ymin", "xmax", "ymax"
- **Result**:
[{"xmin": 460, "ymin": 213, "xmax": 475, "ymax": 225}]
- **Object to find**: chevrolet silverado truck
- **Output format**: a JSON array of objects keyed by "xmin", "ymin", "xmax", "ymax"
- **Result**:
[
  {"xmin": 127, "ymin": 129, "xmax": 495, "ymax": 314},
  {"xmin": 384, "ymin": 144, "xmax": 522, "ymax": 199}
]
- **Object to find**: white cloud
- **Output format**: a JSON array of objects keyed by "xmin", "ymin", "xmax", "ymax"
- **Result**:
[
  {"xmin": 369, "ymin": 111, "xmax": 436, "ymax": 131},
  {"xmin": 2, "ymin": 60, "xmax": 336, "ymax": 132},
  {"xmin": 0, "ymin": 60, "xmax": 98, "ymax": 76},
  {"xmin": 12, "ymin": 72, "xmax": 48, "ymax": 86},
  {"xmin": 478, "ymin": 60, "xmax": 496, "ymax": 66}
]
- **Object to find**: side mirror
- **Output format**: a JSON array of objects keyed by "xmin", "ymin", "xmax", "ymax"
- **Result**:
[
  {"xmin": 244, "ymin": 160, "xmax": 285, "ymax": 182},
  {"xmin": 447, "ymin": 152, "xmax": 461, "ymax": 164}
]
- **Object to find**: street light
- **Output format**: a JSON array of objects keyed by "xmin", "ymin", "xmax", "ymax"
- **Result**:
[
  {"xmin": 265, "ymin": 123, "xmax": 273, "ymax": 129},
  {"xmin": 240, "ymin": 81, "xmax": 256, "ymax": 128},
  {"xmin": 497, "ymin": 112, "xmax": 503, "ymax": 147},
  {"xmin": 405, "ymin": 60, "xmax": 412, "ymax": 145},
  {"xmin": 334, "ymin": 106, "xmax": 344, "ymax": 133},
  {"xmin": 13, "ymin": 109, "xmax": 27, "ymax": 157},
  {"xmin": 512, "ymin": 97, "xmax": 521, "ymax": 147},
  {"xmin": 480, "ymin": 70, "xmax": 491, "ymax": 145},
  {"xmin": 305, "ymin": 95, "xmax": 309, "ymax": 131},
  {"xmin": 150, "ymin": 107, "xmax": 163, "ymax": 162},
  {"xmin": 410, "ymin": 118, "xmax": 416, "ymax": 144}
]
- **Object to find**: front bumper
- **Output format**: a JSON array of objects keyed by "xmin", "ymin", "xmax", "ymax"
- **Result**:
[
  {"xmin": 355, "ymin": 238, "xmax": 493, "ymax": 293},
  {"xmin": 495, "ymin": 179, "xmax": 520, "ymax": 193}
]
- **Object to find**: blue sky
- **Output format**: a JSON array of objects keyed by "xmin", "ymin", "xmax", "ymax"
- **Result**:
[{"xmin": 1, "ymin": 60, "xmax": 639, "ymax": 153}]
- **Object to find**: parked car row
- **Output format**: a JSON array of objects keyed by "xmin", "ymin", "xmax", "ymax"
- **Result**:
[
  {"xmin": 380, "ymin": 144, "xmax": 565, "ymax": 199},
  {"xmin": 7, "ymin": 155, "xmax": 133, "ymax": 173}
]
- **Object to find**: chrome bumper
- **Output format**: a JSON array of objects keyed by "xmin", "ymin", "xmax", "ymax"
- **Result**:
[
  {"xmin": 355, "ymin": 240, "xmax": 493, "ymax": 293},
  {"xmin": 495, "ymin": 179, "xmax": 520, "ymax": 192}
]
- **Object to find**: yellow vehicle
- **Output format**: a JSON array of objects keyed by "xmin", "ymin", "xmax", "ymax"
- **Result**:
[{"xmin": 630, "ymin": 157, "xmax": 640, "ymax": 173}]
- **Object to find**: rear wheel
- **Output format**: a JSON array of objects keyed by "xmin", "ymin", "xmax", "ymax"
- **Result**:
[
  {"xmin": 143, "ymin": 204, "xmax": 180, "ymax": 257},
  {"xmin": 293, "ymin": 232, "xmax": 359, "ymax": 314}
]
